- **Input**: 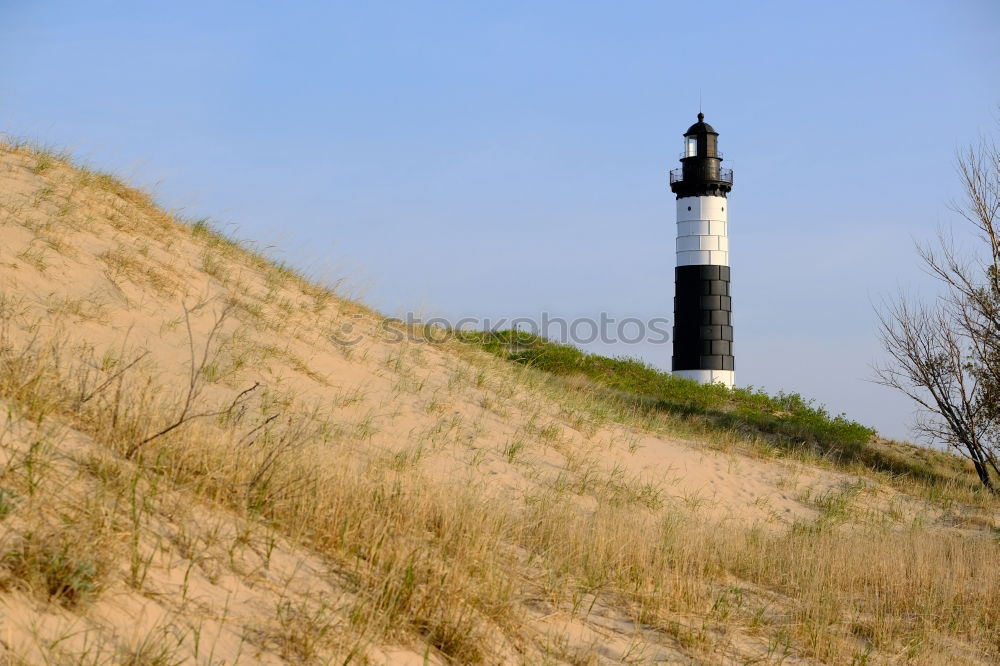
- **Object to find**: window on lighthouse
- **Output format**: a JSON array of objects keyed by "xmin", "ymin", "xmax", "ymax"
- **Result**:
[{"xmin": 685, "ymin": 136, "xmax": 697, "ymax": 157}]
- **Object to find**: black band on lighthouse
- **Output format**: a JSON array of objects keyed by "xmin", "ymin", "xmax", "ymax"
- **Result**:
[{"xmin": 672, "ymin": 265, "xmax": 734, "ymax": 372}]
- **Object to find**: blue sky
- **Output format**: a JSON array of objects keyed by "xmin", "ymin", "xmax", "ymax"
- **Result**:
[{"xmin": 2, "ymin": 1, "xmax": 998, "ymax": 440}]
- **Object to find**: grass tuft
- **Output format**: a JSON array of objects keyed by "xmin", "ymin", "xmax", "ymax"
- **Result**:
[{"xmin": 0, "ymin": 531, "xmax": 103, "ymax": 607}]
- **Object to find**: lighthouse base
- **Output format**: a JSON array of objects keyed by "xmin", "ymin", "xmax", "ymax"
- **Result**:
[{"xmin": 673, "ymin": 369, "xmax": 734, "ymax": 389}]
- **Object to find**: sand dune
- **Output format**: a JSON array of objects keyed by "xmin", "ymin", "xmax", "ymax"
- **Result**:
[{"xmin": 0, "ymin": 143, "xmax": 996, "ymax": 664}]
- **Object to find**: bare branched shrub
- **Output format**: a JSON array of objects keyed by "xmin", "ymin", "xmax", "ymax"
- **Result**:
[
  {"xmin": 124, "ymin": 303, "xmax": 259, "ymax": 458},
  {"xmin": 876, "ymin": 123, "xmax": 1000, "ymax": 491}
]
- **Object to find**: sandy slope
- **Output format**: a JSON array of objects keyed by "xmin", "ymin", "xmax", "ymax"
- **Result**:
[{"xmin": 0, "ymin": 145, "xmax": 993, "ymax": 665}]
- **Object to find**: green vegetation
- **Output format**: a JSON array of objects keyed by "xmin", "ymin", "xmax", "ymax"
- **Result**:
[
  {"xmin": 461, "ymin": 329, "xmax": 875, "ymax": 454},
  {"xmin": 459, "ymin": 331, "xmax": 988, "ymax": 490}
]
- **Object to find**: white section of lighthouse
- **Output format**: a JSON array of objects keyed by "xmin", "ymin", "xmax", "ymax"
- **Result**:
[{"xmin": 668, "ymin": 113, "xmax": 735, "ymax": 388}]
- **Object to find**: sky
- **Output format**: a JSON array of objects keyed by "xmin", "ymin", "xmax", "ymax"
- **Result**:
[{"xmin": 1, "ymin": 0, "xmax": 998, "ymax": 441}]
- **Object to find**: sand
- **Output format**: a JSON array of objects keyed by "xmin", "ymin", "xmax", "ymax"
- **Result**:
[{"xmin": 0, "ymin": 144, "xmax": 986, "ymax": 664}]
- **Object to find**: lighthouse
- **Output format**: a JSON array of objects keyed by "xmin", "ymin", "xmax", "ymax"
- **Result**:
[{"xmin": 669, "ymin": 113, "xmax": 735, "ymax": 387}]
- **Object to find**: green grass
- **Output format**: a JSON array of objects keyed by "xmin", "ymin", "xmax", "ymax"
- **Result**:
[
  {"xmin": 461, "ymin": 331, "xmax": 987, "ymax": 490},
  {"xmin": 460, "ymin": 329, "xmax": 881, "ymax": 460}
]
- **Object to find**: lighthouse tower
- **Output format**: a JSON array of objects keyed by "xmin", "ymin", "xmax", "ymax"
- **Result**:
[{"xmin": 669, "ymin": 113, "xmax": 734, "ymax": 387}]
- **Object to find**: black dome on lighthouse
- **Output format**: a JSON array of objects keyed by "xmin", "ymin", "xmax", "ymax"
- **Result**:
[
  {"xmin": 670, "ymin": 111, "xmax": 732, "ymax": 199},
  {"xmin": 685, "ymin": 112, "xmax": 717, "ymax": 136}
]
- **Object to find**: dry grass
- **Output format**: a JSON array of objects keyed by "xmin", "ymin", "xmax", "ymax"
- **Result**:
[
  {"xmin": 1, "ymin": 322, "xmax": 997, "ymax": 662},
  {"xmin": 0, "ymin": 139, "xmax": 997, "ymax": 664}
]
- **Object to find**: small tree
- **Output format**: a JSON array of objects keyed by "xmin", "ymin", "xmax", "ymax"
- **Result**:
[{"xmin": 875, "ymin": 124, "xmax": 1000, "ymax": 491}]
